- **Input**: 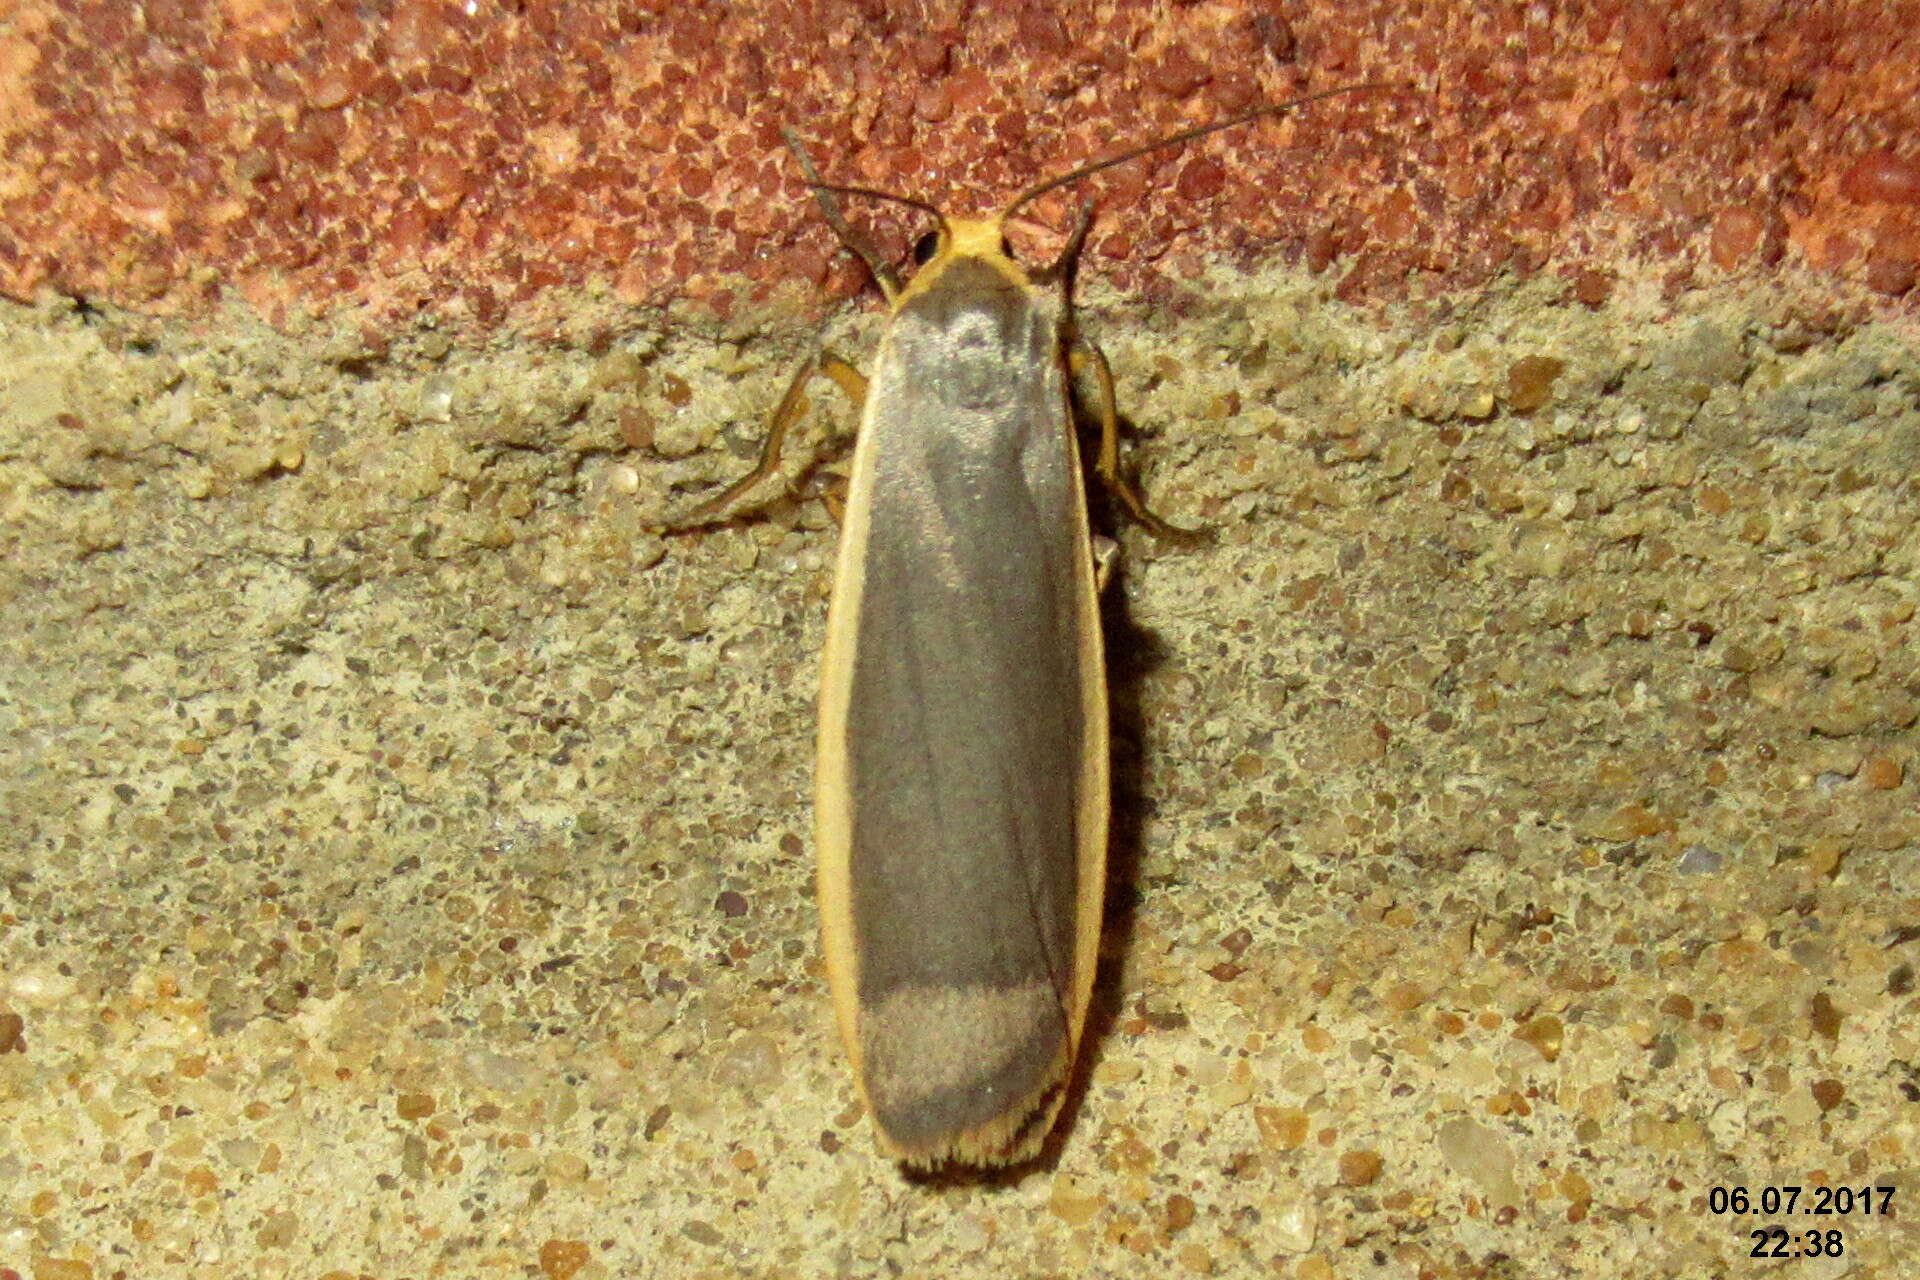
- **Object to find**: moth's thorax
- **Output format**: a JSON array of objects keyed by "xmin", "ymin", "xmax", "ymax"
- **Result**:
[{"xmin": 886, "ymin": 255, "xmax": 1060, "ymax": 415}]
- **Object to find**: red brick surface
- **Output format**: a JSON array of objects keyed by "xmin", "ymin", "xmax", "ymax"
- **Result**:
[{"xmin": 1, "ymin": 1, "xmax": 1915, "ymax": 330}]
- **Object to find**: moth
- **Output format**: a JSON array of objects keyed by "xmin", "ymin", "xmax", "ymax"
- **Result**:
[{"xmin": 688, "ymin": 85, "xmax": 1389, "ymax": 1166}]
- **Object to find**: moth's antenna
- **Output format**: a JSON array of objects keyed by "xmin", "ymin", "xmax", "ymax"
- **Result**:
[
  {"xmin": 783, "ymin": 127, "xmax": 946, "ymax": 299},
  {"xmin": 1002, "ymin": 83, "xmax": 1403, "ymax": 220}
]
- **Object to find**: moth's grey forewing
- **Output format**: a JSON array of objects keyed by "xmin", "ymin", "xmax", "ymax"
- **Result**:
[{"xmin": 839, "ymin": 261, "xmax": 1095, "ymax": 1154}]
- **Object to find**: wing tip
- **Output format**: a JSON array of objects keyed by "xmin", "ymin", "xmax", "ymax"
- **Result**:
[{"xmin": 857, "ymin": 980, "xmax": 1080, "ymax": 1170}]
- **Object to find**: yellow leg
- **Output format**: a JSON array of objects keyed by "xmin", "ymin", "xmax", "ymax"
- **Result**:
[
  {"xmin": 819, "ymin": 355, "xmax": 868, "ymax": 408},
  {"xmin": 678, "ymin": 350, "xmax": 866, "ymax": 525},
  {"xmin": 1069, "ymin": 338, "xmax": 1209, "ymax": 544},
  {"xmin": 1092, "ymin": 534, "xmax": 1119, "ymax": 593}
]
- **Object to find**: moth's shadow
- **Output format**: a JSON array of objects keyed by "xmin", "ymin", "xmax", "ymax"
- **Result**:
[{"xmin": 1056, "ymin": 520, "xmax": 1174, "ymax": 1144}]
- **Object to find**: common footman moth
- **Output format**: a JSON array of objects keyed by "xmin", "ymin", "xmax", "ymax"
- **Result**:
[{"xmin": 691, "ymin": 84, "xmax": 1390, "ymax": 1166}]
